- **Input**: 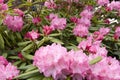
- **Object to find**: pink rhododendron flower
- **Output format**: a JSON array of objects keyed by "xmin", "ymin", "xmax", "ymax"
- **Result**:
[
  {"xmin": 0, "ymin": 0, "xmax": 3, "ymax": 3},
  {"xmin": 97, "ymin": 0, "xmax": 109, "ymax": 6},
  {"xmin": 73, "ymin": 24, "xmax": 89, "ymax": 37},
  {"xmin": 69, "ymin": 50, "xmax": 89, "ymax": 76},
  {"xmin": 33, "ymin": 43, "xmax": 68, "ymax": 79},
  {"xmin": 0, "ymin": 56, "xmax": 8, "ymax": 66},
  {"xmin": 78, "ymin": 36, "xmax": 92, "ymax": 50},
  {"xmin": 43, "ymin": 25, "xmax": 53, "ymax": 35},
  {"xmin": 114, "ymin": 27, "xmax": 120, "ymax": 40},
  {"xmin": 3, "ymin": 15, "xmax": 24, "ymax": 32},
  {"xmin": 51, "ymin": 18, "xmax": 66, "ymax": 30},
  {"xmin": 99, "ymin": 27, "xmax": 110, "ymax": 36},
  {"xmin": 70, "ymin": 16, "xmax": 78, "ymax": 23},
  {"xmin": 32, "ymin": 17, "xmax": 41, "ymax": 25},
  {"xmin": 93, "ymin": 27, "xmax": 110, "ymax": 41},
  {"xmin": 0, "ymin": 63, "xmax": 19, "ymax": 80},
  {"xmin": 107, "ymin": 1, "xmax": 120, "ymax": 11},
  {"xmin": 77, "ymin": 18, "xmax": 91, "ymax": 27},
  {"xmin": 47, "ymin": 13, "xmax": 58, "ymax": 20},
  {"xmin": 0, "ymin": 56, "xmax": 19, "ymax": 80},
  {"xmin": 89, "ymin": 57, "xmax": 120, "ymax": 80},
  {"xmin": 14, "ymin": 9, "xmax": 24, "ymax": 17},
  {"xmin": 80, "ymin": 9, "xmax": 93, "ymax": 20},
  {"xmin": 25, "ymin": 30, "xmax": 40, "ymax": 40},
  {"xmin": 0, "ymin": 3, "xmax": 8, "ymax": 11},
  {"xmin": 44, "ymin": 0, "xmax": 57, "ymax": 9}
]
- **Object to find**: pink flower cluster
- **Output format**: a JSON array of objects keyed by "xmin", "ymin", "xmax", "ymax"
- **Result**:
[
  {"xmin": 33, "ymin": 43, "xmax": 120, "ymax": 80},
  {"xmin": 107, "ymin": 1, "xmax": 120, "ymax": 11},
  {"xmin": 44, "ymin": 0, "xmax": 57, "ymax": 9},
  {"xmin": 33, "ymin": 43, "xmax": 89, "ymax": 80},
  {"xmin": 97, "ymin": 0, "xmax": 109, "ymax": 6},
  {"xmin": 3, "ymin": 15, "xmax": 24, "ymax": 32},
  {"xmin": 14, "ymin": 9, "xmax": 24, "ymax": 17},
  {"xmin": 47, "ymin": 13, "xmax": 66, "ymax": 30},
  {"xmin": 114, "ymin": 26, "xmax": 120, "ymax": 40},
  {"xmin": 73, "ymin": 8, "xmax": 93, "ymax": 37},
  {"xmin": 32, "ymin": 17, "xmax": 41, "ymax": 25},
  {"xmin": 25, "ymin": 30, "xmax": 40, "ymax": 40},
  {"xmin": 78, "ymin": 27, "xmax": 110, "ymax": 55},
  {"xmin": 0, "ymin": 0, "xmax": 8, "ymax": 11},
  {"xmin": 0, "ymin": 56, "xmax": 19, "ymax": 80}
]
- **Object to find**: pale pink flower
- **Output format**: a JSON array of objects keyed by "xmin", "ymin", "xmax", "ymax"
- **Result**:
[
  {"xmin": 44, "ymin": 0, "xmax": 57, "ymax": 9},
  {"xmin": 14, "ymin": 9, "xmax": 24, "ymax": 17},
  {"xmin": 70, "ymin": 16, "xmax": 78, "ymax": 23},
  {"xmin": 97, "ymin": 0, "xmax": 109, "ymax": 6},
  {"xmin": 3, "ymin": 15, "xmax": 24, "ymax": 32},
  {"xmin": 80, "ymin": 9, "xmax": 93, "ymax": 20},
  {"xmin": 32, "ymin": 17, "xmax": 41, "ymax": 25},
  {"xmin": 51, "ymin": 18, "xmax": 66, "ymax": 30},
  {"xmin": 0, "ymin": 63, "xmax": 19, "ymax": 80},
  {"xmin": 48, "ymin": 13, "xmax": 58, "ymax": 20},
  {"xmin": 78, "ymin": 36, "xmax": 92, "ymax": 50},
  {"xmin": 77, "ymin": 18, "xmax": 91, "ymax": 27},
  {"xmin": 99, "ymin": 27, "xmax": 110, "ymax": 36},
  {"xmin": 25, "ymin": 30, "xmax": 40, "ymax": 40},
  {"xmin": 73, "ymin": 24, "xmax": 89, "ymax": 37},
  {"xmin": 0, "ymin": 56, "xmax": 19, "ymax": 80},
  {"xmin": 69, "ymin": 50, "xmax": 89, "ymax": 76},
  {"xmin": 0, "ymin": 3, "xmax": 8, "ymax": 11},
  {"xmin": 43, "ymin": 25, "xmax": 53, "ymax": 35},
  {"xmin": 33, "ymin": 43, "xmax": 68, "ymax": 79},
  {"xmin": 108, "ymin": 1, "xmax": 120, "ymax": 11},
  {"xmin": 0, "ymin": 0, "xmax": 3, "ymax": 3},
  {"xmin": 114, "ymin": 27, "xmax": 120, "ymax": 40},
  {"xmin": 0, "ymin": 56, "xmax": 8, "ymax": 66},
  {"xmin": 90, "ymin": 57, "xmax": 120, "ymax": 80}
]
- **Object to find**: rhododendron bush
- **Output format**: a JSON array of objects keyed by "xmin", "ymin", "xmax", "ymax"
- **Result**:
[{"xmin": 0, "ymin": 0, "xmax": 120, "ymax": 80}]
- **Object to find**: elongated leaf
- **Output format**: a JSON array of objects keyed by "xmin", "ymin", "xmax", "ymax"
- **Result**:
[
  {"xmin": 0, "ymin": 34, "xmax": 4, "ymax": 49},
  {"xmin": 89, "ymin": 56, "xmax": 102, "ymax": 65},
  {"xmin": 49, "ymin": 37, "xmax": 64, "ymax": 44}
]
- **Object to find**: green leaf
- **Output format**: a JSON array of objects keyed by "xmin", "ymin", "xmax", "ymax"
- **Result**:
[
  {"xmin": 14, "ymin": 69, "xmax": 39, "ymax": 79},
  {"xmin": 18, "ymin": 41, "xmax": 31, "ymax": 47},
  {"xmin": 0, "ymin": 34, "xmax": 5, "ymax": 49},
  {"xmin": 21, "ymin": 52, "xmax": 33, "ymax": 60},
  {"xmin": 22, "ymin": 43, "xmax": 34, "ymax": 52},
  {"xmin": 89, "ymin": 56, "xmax": 102, "ymax": 65},
  {"xmin": 49, "ymin": 37, "xmax": 64, "ymax": 44}
]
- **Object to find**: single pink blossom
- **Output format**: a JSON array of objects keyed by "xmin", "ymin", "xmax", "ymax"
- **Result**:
[
  {"xmin": 44, "ymin": 0, "xmax": 57, "ymax": 9},
  {"xmin": 107, "ymin": 1, "xmax": 120, "ymax": 11},
  {"xmin": 0, "ymin": 63, "xmax": 19, "ymax": 80},
  {"xmin": 0, "ymin": 56, "xmax": 19, "ymax": 80},
  {"xmin": 33, "ymin": 43, "xmax": 68, "ymax": 79},
  {"xmin": 32, "ymin": 17, "xmax": 41, "ymax": 25},
  {"xmin": 97, "ymin": 0, "xmax": 109, "ymax": 6},
  {"xmin": 89, "ymin": 57, "xmax": 120, "ymax": 80},
  {"xmin": 3, "ymin": 15, "xmax": 24, "ymax": 32},
  {"xmin": 43, "ymin": 25, "xmax": 53, "ymax": 35},
  {"xmin": 51, "ymin": 18, "xmax": 66, "ymax": 30},
  {"xmin": 14, "ymin": 9, "xmax": 24, "ymax": 17},
  {"xmin": 114, "ymin": 27, "xmax": 120, "ymax": 40},
  {"xmin": 0, "ymin": 3, "xmax": 8, "ymax": 11},
  {"xmin": 77, "ymin": 18, "xmax": 91, "ymax": 27},
  {"xmin": 0, "ymin": 56, "xmax": 8, "ymax": 66},
  {"xmin": 70, "ymin": 16, "xmax": 78, "ymax": 23},
  {"xmin": 25, "ymin": 30, "xmax": 40, "ymax": 40},
  {"xmin": 47, "ymin": 13, "xmax": 58, "ymax": 20},
  {"xmin": 73, "ymin": 24, "xmax": 89, "ymax": 37},
  {"xmin": 0, "ymin": 0, "xmax": 3, "ymax": 3},
  {"xmin": 80, "ymin": 9, "xmax": 93, "ymax": 20},
  {"xmin": 99, "ymin": 27, "xmax": 110, "ymax": 36}
]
